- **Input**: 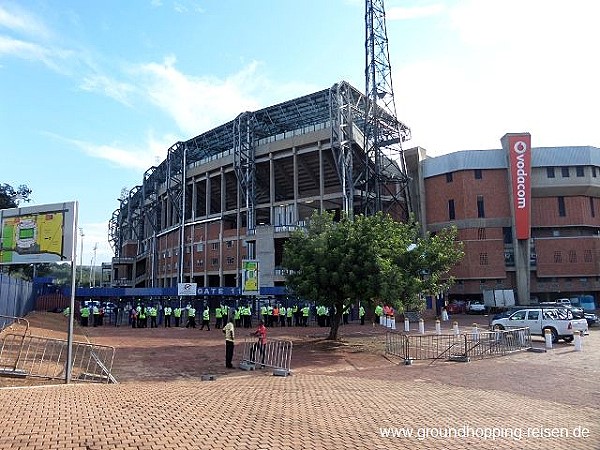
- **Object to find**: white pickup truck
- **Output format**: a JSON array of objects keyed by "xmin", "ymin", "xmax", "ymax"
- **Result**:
[{"xmin": 490, "ymin": 306, "xmax": 588, "ymax": 343}]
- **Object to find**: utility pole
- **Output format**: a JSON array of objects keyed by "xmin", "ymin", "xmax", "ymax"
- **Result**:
[
  {"xmin": 90, "ymin": 243, "xmax": 98, "ymax": 288},
  {"xmin": 363, "ymin": 0, "xmax": 412, "ymax": 220}
]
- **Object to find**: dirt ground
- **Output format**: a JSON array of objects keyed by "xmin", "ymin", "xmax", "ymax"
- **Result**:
[
  {"xmin": 2, "ymin": 311, "xmax": 599, "ymax": 412},
  {"xmin": 0, "ymin": 311, "xmax": 401, "ymax": 386}
]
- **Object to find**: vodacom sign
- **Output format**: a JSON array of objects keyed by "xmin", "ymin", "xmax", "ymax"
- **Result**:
[{"xmin": 507, "ymin": 134, "xmax": 531, "ymax": 239}]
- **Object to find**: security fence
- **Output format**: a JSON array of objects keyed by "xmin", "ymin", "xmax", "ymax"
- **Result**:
[
  {"xmin": 239, "ymin": 337, "xmax": 293, "ymax": 376},
  {"xmin": 0, "ymin": 333, "xmax": 116, "ymax": 383},
  {"xmin": 386, "ymin": 327, "xmax": 532, "ymax": 363},
  {"xmin": 0, "ymin": 273, "xmax": 34, "ymax": 318}
]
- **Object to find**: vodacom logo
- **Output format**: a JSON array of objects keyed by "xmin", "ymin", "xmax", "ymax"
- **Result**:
[
  {"xmin": 513, "ymin": 140, "xmax": 529, "ymax": 209},
  {"xmin": 514, "ymin": 141, "xmax": 527, "ymax": 154}
]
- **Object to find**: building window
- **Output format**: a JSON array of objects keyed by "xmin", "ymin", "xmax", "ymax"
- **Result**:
[
  {"xmin": 479, "ymin": 253, "xmax": 489, "ymax": 265},
  {"xmin": 474, "ymin": 169, "xmax": 482, "ymax": 179},
  {"xmin": 576, "ymin": 166, "xmax": 585, "ymax": 177},
  {"xmin": 558, "ymin": 197, "xmax": 566, "ymax": 217},
  {"xmin": 211, "ymin": 257, "xmax": 219, "ymax": 266},
  {"xmin": 477, "ymin": 228, "xmax": 486, "ymax": 240},
  {"xmin": 584, "ymin": 249, "xmax": 593, "ymax": 263},
  {"xmin": 196, "ymin": 259, "xmax": 204, "ymax": 266},
  {"xmin": 226, "ymin": 257, "xmax": 235, "ymax": 265},
  {"xmin": 553, "ymin": 251, "xmax": 562, "ymax": 263},
  {"xmin": 591, "ymin": 197, "xmax": 596, "ymax": 218},
  {"xmin": 593, "ymin": 166, "xmax": 598, "ymax": 177},
  {"xmin": 446, "ymin": 172, "xmax": 453, "ymax": 183},
  {"xmin": 196, "ymin": 242, "xmax": 204, "ymax": 252},
  {"xmin": 477, "ymin": 195, "xmax": 485, "ymax": 218},
  {"xmin": 226, "ymin": 240, "xmax": 234, "ymax": 248},
  {"xmin": 561, "ymin": 167, "xmax": 570, "ymax": 177},
  {"xmin": 448, "ymin": 199, "xmax": 455, "ymax": 220},
  {"xmin": 569, "ymin": 250, "xmax": 577, "ymax": 263},
  {"xmin": 547, "ymin": 167, "xmax": 555, "ymax": 178},
  {"xmin": 503, "ymin": 227, "xmax": 513, "ymax": 244},
  {"xmin": 211, "ymin": 242, "xmax": 219, "ymax": 251}
]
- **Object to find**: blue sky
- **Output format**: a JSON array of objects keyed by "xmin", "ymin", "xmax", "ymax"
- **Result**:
[{"xmin": 1, "ymin": 0, "xmax": 599, "ymax": 266}]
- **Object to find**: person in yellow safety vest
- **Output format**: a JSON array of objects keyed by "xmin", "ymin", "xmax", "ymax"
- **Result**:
[
  {"xmin": 186, "ymin": 305, "xmax": 196, "ymax": 328},
  {"xmin": 267, "ymin": 304, "xmax": 274, "ymax": 327},
  {"xmin": 215, "ymin": 305, "xmax": 223, "ymax": 329},
  {"xmin": 200, "ymin": 305, "xmax": 211, "ymax": 330},
  {"xmin": 149, "ymin": 305, "xmax": 158, "ymax": 328},
  {"xmin": 234, "ymin": 307, "xmax": 241, "ymax": 327},
  {"xmin": 163, "ymin": 305, "xmax": 172, "ymax": 327},
  {"xmin": 173, "ymin": 306, "xmax": 182, "ymax": 327},
  {"xmin": 138, "ymin": 306, "xmax": 147, "ymax": 328},
  {"xmin": 92, "ymin": 304, "xmax": 100, "ymax": 327},
  {"xmin": 359, "ymin": 304, "xmax": 366, "ymax": 325},
  {"xmin": 243, "ymin": 305, "xmax": 252, "ymax": 328},
  {"xmin": 63, "ymin": 306, "xmax": 70, "ymax": 317},
  {"xmin": 301, "ymin": 305, "xmax": 310, "ymax": 327},
  {"xmin": 374, "ymin": 304, "xmax": 383, "ymax": 325},
  {"xmin": 286, "ymin": 305, "xmax": 293, "ymax": 327},
  {"xmin": 222, "ymin": 304, "xmax": 229, "ymax": 323},
  {"xmin": 279, "ymin": 306, "xmax": 286, "ymax": 327},
  {"xmin": 260, "ymin": 304, "xmax": 268, "ymax": 327},
  {"xmin": 80, "ymin": 305, "xmax": 89, "ymax": 327}
]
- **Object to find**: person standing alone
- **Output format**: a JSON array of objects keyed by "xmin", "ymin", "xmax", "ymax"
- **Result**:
[{"xmin": 223, "ymin": 317, "xmax": 235, "ymax": 369}]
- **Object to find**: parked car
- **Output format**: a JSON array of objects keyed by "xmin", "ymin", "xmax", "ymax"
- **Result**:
[
  {"xmin": 491, "ymin": 306, "xmax": 588, "ymax": 343},
  {"xmin": 445, "ymin": 302, "xmax": 464, "ymax": 314},
  {"xmin": 466, "ymin": 300, "xmax": 486, "ymax": 314}
]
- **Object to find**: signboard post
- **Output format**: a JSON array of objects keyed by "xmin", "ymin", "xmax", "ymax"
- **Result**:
[{"xmin": 0, "ymin": 201, "xmax": 78, "ymax": 383}]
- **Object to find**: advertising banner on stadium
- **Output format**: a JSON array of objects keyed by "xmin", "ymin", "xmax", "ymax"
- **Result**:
[
  {"xmin": 506, "ymin": 134, "xmax": 532, "ymax": 240},
  {"xmin": 0, "ymin": 202, "xmax": 77, "ymax": 264},
  {"xmin": 241, "ymin": 259, "xmax": 259, "ymax": 295}
]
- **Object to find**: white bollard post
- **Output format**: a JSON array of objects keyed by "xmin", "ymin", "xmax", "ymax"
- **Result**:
[
  {"xmin": 574, "ymin": 330, "xmax": 582, "ymax": 351},
  {"xmin": 544, "ymin": 329, "xmax": 553, "ymax": 349},
  {"xmin": 453, "ymin": 321, "xmax": 459, "ymax": 336},
  {"xmin": 404, "ymin": 317, "xmax": 410, "ymax": 332},
  {"xmin": 419, "ymin": 318, "xmax": 425, "ymax": 334},
  {"xmin": 471, "ymin": 323, "xmax": 479, "ymax": 341},
  {"xmin": 441, "ymin": 308, "xmax": 449, "ymax": 322},
  {"xmin": 391, "ymin": 318, "xmax": 396, "ymax": 330},
  {"xmin": 386, "ymin": 316, "xmax": 392, "ymax": 328},
  {"xmin": 435, "ymin": 320, "xmax": 441, "ymax": 335},
  {"xmin": 379, "ymin": 315, "xmax": 384, "ymax": 326}
]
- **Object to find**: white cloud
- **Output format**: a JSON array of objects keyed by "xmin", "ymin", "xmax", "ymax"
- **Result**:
[
  {"xmin": 0, "ymin": 3, "xmax": 53, "ymax": 40},
  {"xmin": 393, "ymin": 0, "xmax": 600, "ymax": 155},
  {"xmin": 79, "ymin": 74, "xmax": 136, "ymax": 106},
  {"xmin": 133, "ymin": 56, "xmax": 264, "ymax": 136}
]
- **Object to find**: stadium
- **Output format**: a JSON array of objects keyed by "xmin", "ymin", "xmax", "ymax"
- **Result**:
[{"xmin": 107, "ymin": 80, "xmax": 414, "ymax": 299}]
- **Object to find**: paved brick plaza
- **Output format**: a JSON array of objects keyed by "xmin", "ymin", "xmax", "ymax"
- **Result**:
[{"xmin": 0, "ymin": 313, "xmax": 598, "ymax": 449}]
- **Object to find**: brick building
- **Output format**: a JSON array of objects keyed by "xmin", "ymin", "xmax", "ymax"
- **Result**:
[{"xmin": 408, "ymin": 138, "xmax": 600, "ymax": 305}]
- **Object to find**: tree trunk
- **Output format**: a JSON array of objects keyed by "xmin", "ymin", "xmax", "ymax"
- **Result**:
[{"xmin": 326, "ymin": 305, "xmax": 344, "ymax": 340}]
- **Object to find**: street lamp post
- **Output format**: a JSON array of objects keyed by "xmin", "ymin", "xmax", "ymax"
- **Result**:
[{"xmin": 78, "ymin": 228, "xmax": 84, "ymax": 285}]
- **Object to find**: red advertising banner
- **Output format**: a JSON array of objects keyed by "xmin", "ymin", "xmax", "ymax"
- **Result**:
[{"xmin": 507, "ymin": 134, "xmax": 531, "ymax": 240}]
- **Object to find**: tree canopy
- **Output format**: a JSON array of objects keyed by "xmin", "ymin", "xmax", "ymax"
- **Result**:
[
  {"xmin": 0, "ymin": 183, "xmax": 32, "ymax": 209},
  {"xmin": 282, "ymin": 212, "xmax": 464, "ymax": 340}
]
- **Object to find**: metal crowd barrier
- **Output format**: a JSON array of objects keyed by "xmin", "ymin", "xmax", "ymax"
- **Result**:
[
  {"xmin": 0, "ymin": 314, "xmax": 30, "ymax": 336},
  {"xmin": 386, "ymin": 327, "xmax": 531, "ymax": 363},
  {"xmin": 239, "ymin": 337, "xmax": 293, "ymax": 376},
  {"xmin": 0, "ymin": 333, "xmax": 116, "ymax": 383}
]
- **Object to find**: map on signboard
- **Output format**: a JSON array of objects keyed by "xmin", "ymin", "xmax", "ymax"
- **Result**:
[{"xmin": 0, "ymin": 202, "xmax": 76, "ymax": 264}]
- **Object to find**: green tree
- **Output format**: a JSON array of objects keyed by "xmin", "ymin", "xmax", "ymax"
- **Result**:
[
  {"xmin": 282, "ymin": 212, "xmax": 463, "ymax": 340},
  {"xmin": 0, "ymin": 183, "xmax": 32, "ymax": 209}
]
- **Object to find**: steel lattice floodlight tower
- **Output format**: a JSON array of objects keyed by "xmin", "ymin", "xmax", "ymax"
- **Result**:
[{"xmin": 364, "ymin": 0, "xmax": 412, "ymax": 220}]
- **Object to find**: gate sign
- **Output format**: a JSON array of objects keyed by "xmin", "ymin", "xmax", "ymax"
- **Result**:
[{"xmin": 177, "ymin": 282, "xmax": 197, "ymax": 296}]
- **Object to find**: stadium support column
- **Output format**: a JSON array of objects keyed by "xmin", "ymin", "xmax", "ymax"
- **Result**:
[
  {"xmin": 330, "ymin": 82, "xmax": 355, "ymax": 219},
  {"xmin": 502, "ymin": 133, "xmax": 532, "ymax": 305},
  {"xmin": 233, "ymin": 112, "xmax": 256, "ymax": 232}
]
